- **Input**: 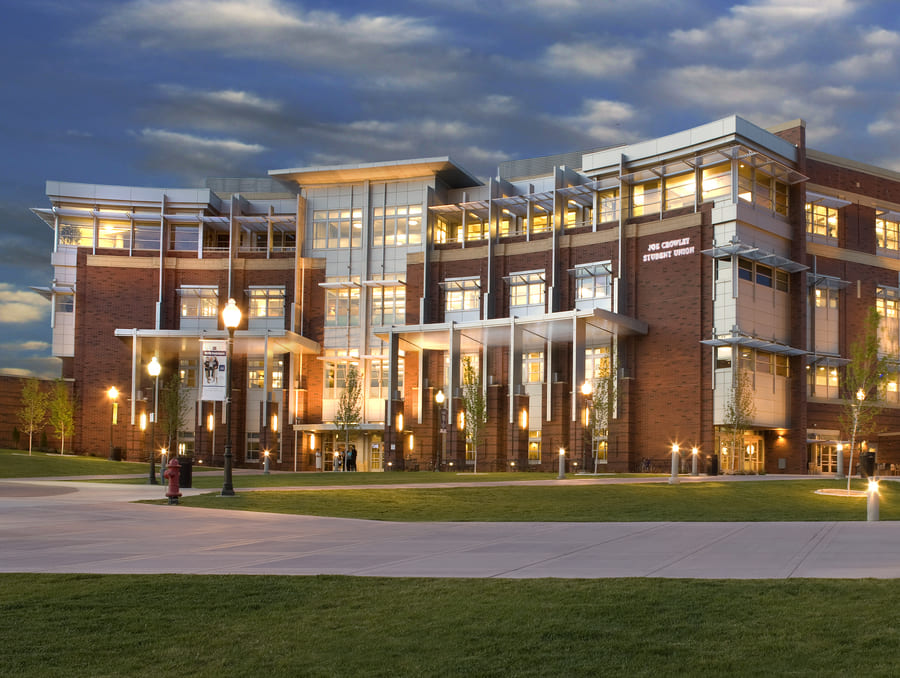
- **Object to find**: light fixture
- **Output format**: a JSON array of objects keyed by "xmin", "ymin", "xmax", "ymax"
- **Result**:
[
  {"xmin": 207, "ymin": 413, "xmax": 215, "ymax": 432},
  {"xmin": 581, "ymin": 380, "xmax": 592, "ymax": 396},
  {"xmin": 408, "ymin": 434, "xmax": 415, "ymax": 451},
  {"xmin": 519, "ymin": 407, "xmax": 528, "ymax": 430},
  {"xmin": 435, "ymin": 389, "xmax": 445, "ymax": 405},
  {"xmin": 310, "ymin": 433, "xmax": 316, "ymax": 450},
  {"xmin": 396, "ymin": 412, "xmax": 404, "ymax": 431},
  {"xmin": 457, "ymin": 411, "xmax": 465, "ymax": 431},
  {"xmin": 271, "ymin": 413, "xmax": 278, "ymax": 433},
  {"xmin": 139, "ymin": 413, "xmax": 147, "ymax": 432}
]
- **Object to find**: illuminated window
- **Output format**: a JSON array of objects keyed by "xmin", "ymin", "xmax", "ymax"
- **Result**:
[
  {"xmin": 444, "ymin": 278, "xmax": 480, "ymax": 314},
  {"xmin": 324, "ymin": 285, "xmax": 360, "ymax": 327},
  {"xmin": 373, "ymin": 205, "xmax": 423, "ymax": 247},
  {"xmin": 716, "ymin": 346, "xmax": 732, "ymax": 369},
  {"xmin": 509, "ymin": 271, "xmax": 545, "ymax": 310},
  {"xmin": 180, "ymin": 287, "xmax": 218, "ymax": 318},
  {"xmin": 876, "ymin": 217, "xmax": 900, "ymax": 253},
  {"xmin": 701, "ymin": 162, "xmax": 732, "ymax": 204},
  {"xmin": 573, "ymin": 263, "xmax": 611, "ymax": 308},
  {"xmin": 664, "ymin": 172, "xmax": 695, "ymax": 211},
  {"xmin": 806, "ymin": 203, "xmax": 838, "ymax": 240},
  {"xmin": 370, "ymin": 285, "xmax": 406, "ymax": 326},
  {"xmin": 631, "ymin": 179, "xmax": 660, "ymax": 217},
  {"xmin": 528, "ymin": 430, "xmax": 541, "ymax": 462},
  {"xmin": 58, "ymin": 221, "xmax": 93, "ymax": 248},
  {"xmin": 323, "ymin": 355, "xmax": 359, "ymax": 399},
  {"xmin": 248, "ymin": 358, "xmax": 283, "ymax": 390},
  {"xmin": 877, "ymin": 287, "xmax": 900, "ymax": 357},
  {"xmin": 809, "ymin": 365, "xmax": 840, "ymax": 399},
  {"xmin": 585, "ymin": 346, "xmax": 611, "ymax": 382},
  {"xmin": 598, "ymin": 188, "xmax": 619, "ymax": 223},
  {"xmin": 312, "ymin": 209, "xmax": 362, "ymax": 249},
  {"xmin": 98, "ymin": 221, "xmax": 131, "ymax": 249},
  {"xmin": 522, "ymin": 351, "xmax": 544, "ymax": 384},
  {"xmin": 530, "ymin": 210, "xmax": 551, "ymax": 234},
  {"xmin": 593, "ymin": 437, "xmax": 608, "ymax": 464},
  {"xmin": 179, "ymin": 358, "xmax": 197, "ymax": 388},
  {"xmin": 812, "ymin": 287, "xmax": 839, "ymax": 354},
  {"xmin": 249, "ymin": 287, "xmax": 285, "ymax": 318}
]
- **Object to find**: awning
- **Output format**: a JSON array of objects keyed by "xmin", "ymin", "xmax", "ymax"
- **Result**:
[
  {"xmin": 114, "ymin": 328, "xmax": 320, "ymax": 356},
  {"xmin": 701, "ymin": 238, "xmax": 808, "ymax": 273},
  {"xmin": 700, "ymin": 333, "xmax": 806, "ymax": 356}
]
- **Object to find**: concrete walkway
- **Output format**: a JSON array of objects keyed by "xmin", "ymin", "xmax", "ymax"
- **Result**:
[{"xmin": 2, "ymin": 477, "xmax": 899, "ymax": 579}]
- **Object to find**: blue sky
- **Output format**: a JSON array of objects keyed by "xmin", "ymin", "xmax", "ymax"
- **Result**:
[{"xmin": 1, "ymin": 0, "xmax": 898, "ymax": 378}]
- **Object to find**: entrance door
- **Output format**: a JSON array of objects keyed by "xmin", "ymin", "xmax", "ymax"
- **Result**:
[{"xmin": 370, "ymin": 436, "xmax": 384, "ymax": 471}]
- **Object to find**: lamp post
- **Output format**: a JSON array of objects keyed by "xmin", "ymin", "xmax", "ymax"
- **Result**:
[
  {"xmin": 147, "ymin": 356, "xmax": 161, "ymax": 484},
  {"xmin": 107, "ymin": 386, "xmax": 119, "ymax": 460},
  {"xmin": 669, "ymin": 443, "xmax": 680, "ymax": 484},
  {"xmin": 691, "ymin": 446, "xmax": 699, "ymax": 476},
  {"xmin": 558, "ymin": 447, "xmax": 566, "ymax": 480},
  {"xmin": 435, "ymin": 389, "xmax": 446, "ymax": 471},
  {"xmin": 836, "ymin": 442, "xmax": 844, "ymax": 479},
  {"xmin": 581, "ymin": 380, "xmax": 593, "ymax": 473},
  {"xmin": 221, "ymin": 298, "xmax": 242, "ymax": 497},
  {"xmin": 868, "ymin": 479, "xmax": 880, "ymax": 521}
]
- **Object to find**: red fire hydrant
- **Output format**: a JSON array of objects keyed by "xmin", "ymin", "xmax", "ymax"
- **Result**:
[{"xmin": 164, "ymin": 457, "xmax": 182, "ymax": 505}]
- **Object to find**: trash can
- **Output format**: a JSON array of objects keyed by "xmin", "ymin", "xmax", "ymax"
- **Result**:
[
  {"xmin": 707, "ymin": 454, "xmax": 719, "ymax": 476},
  {"xmin": 859, "ymin": 451, "xmax": 876, "ymax": 478},
  {"xmin": 178, "ymin": 456, "xmax": 193, "ymax": 488}
]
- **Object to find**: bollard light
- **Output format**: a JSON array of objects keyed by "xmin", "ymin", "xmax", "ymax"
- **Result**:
[
  {"xmin": 558, "ymin": 448, "xmax": 566, "ymax": 480},
  {"xmin": 669, "ymin": 443, "xmax": 680, "ymax": 484},
  {"xmin": 147, "ymin": 356, "xmax": 161, "ymax": 485},
  {"xmin": 868, "ymin": 479, "xmax": 880, "ymax": 522},
  {"xmin": 691, "ymin": 446, "xmax": 699, "ymax": 476},
  {"xmin": 263, "ymin": 449, "xmax": 270, "ymax": 475}
]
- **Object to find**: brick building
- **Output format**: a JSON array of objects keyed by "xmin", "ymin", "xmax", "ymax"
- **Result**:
[{"xmin": 31, "ymin": 115, "xmax": 900, "ymax": 474}]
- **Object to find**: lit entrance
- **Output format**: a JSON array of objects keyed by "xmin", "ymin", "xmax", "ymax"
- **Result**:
[{"xmin": 716, "ymin": 432, "xmax": 765, "ymax": 474}]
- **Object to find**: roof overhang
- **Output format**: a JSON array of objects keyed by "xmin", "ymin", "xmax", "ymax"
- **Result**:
[
  {"xmin": 113, "ymin": 328, "xmax": 320, "ymax": 356},
  {"xmin": 269, "ymin": 157, "xmax": 482, "ymax": 190},
  {"xmin": 375, "ymin": 308, "xmax": 648, "ymax": 354},
  {"xmin": 700, "ymin": 334, "xmax": 806, "ymax": 356}
]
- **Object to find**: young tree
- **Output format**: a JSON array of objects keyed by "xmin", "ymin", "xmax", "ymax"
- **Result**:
[
  {"xmin": 334, "ymin": 363, "xmax": 362, "ymax": 467},
  {"xmin": 461, "ymin": 356, "xmax": 487, "ymax": 474},
  {"xmin": 840, "ymin": 306, "xmax": 889, "ymax": 492},
  {"xmin": 586, "ymin": 356, "xmax": 617, "ymax": 473},
  {"xmin": 17, "ymin": 378, "xmax": 48, "ymax": 456},
  {"xmin": 723, "ymin": 368, "xmax": 756, "ymax": 473},
  {"xmin": 47, "ymin": 380, "xmax": 74, "ymax": 456},
  {"xmin": 161, "ymin": 372, "xmax": 192, "ymax": 454}
]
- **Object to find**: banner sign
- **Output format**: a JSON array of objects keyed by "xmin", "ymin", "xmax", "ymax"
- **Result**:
[{"xmin": 201, "ymin": 340, "xmax": 228, "ymax": 402}]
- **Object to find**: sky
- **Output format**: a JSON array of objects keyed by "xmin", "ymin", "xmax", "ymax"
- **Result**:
[{"xmin": 1, "ymin": 0, "xmax": 899, "ymax": 378}]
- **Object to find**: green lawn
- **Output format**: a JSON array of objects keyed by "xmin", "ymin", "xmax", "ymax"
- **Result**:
[
  {"xmin": 1, "ymin": 574, "xmax": 897, "ymax": 677},
  {"xmin": 0, "ymin": 449, "xmax": 148, "ymax": 478},
  {"xmin": 166, "ymin": 478, "xmax": 894, "ymax": 522}
]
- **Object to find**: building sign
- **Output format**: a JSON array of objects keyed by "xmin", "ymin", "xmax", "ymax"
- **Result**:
[
  {"xmin": 200, "ymin": 340, "xmax": 227, "ymax": 402},
  {"xmin": 642, "ymin": 237, "xmax": 695, "ymax": 263}
]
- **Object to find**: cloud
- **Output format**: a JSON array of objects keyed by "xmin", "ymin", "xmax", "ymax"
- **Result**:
[
  {"xmin": 554, "ymin": 99, "xmax": 640, "ymax": 145},
  {"xmin": 136, "ymin": 129, "xmax": 267, "ymax": 182},
  {"xmin": 0, "ymin": 340, "xmax": 50, "ymax": 352},
  {"xmin": 89, "ymin": 0, "xmax": 440, "ymax": 78},
  {"xmin": 0, "ymin": 284, "xmax": 49, "ymax": 324},
  {"xmin": 542, "ymin": 43, "xmax": 640, "ymax": 78}
]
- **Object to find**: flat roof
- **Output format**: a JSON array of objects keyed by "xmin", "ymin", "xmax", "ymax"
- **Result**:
[{"xmin": 268, "ymin": 157, "xmax": 482, "ymax": 189}]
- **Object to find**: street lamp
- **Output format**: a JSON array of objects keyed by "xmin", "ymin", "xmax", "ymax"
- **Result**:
[
  {"xmin": 107, "ymin": 386, "xmax": 119, "ymax": 460},
  {"xmin": 435, "ymin": 389, "xmax": 446, "ymax": 471},
  {"xmin": 221, "ymin": 298, "xmax": 242, "ymax": 496},
  {"xmin": 558, "ymin": 447, "xmax": 566, "ymax": 480},
  {"xmin": 691, "ymin": 446, "xmax": 699, "ymax": 476},
  {"xmin": 147, "ymin": 356, "xmax": 161, "ymax": 484}
]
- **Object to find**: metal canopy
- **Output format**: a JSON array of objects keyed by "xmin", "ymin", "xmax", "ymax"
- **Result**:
[
  {"xmin": 808, "ymin": 274, "xmax": 851, "ymax": 289},
  {"xmin": 113, "ymin": 328, "xmax": 320, "ymax": 356},
  {"xmin": 700, "ymin": 333, "xmax": 806, "ymax": 357},
  {"xmin": 807, "ymin": 191, "xmax": 852, "ymax": 209},
  {"xmin": 701, "ymin": 238, "xmax": 808, "ymax": 273},
  {"xmin": 806, "ymin": 354, "xmax": 851, "ymax": 367}
]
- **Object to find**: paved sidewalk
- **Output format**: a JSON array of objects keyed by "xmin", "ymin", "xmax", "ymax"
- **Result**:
[{"xmin": 2, "ymin": 478, "xmax": 899, "ymax": 579}]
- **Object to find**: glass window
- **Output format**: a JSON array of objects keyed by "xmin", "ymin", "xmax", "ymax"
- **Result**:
[
  {"xmin": 574, "ymin": 263, "xmax": 611, "ymax": 303},
  {"xmin": 58, "ymin": 221, "xmax": 93, "ymax": 248},
  {"xmin": 664, "ymin": 172, "xmax": 695, "ymax": 211},
  {"xmin": 180, "ymin": 287, "xmax": 218, "ymax": 318},
  {"xmin": 55, "ymin": 294, "xmax": 74, "ymax": 313},
  {"xmin": 325, "ymin": 286, "xmax": 360, "ymax": 327},
  {"xmin": 98, "ymin": 222, "xmax": 131, "ymax": 249},
  {"xmin": 774, "ymin": 181, "xmax": 789, "ymax": 216},
  {"xmin": 774, "ymin": 354, "xmax": 789, "ymax": 378},
  {"xmin": 246, "ymin": 432, "xmax": 260, "ymax": 461},
  {"xmin": 632, "ymin": 180, "xmax": 660, "ymax": 217},
  {"xmin": 247, "ymin": 358, "xmax": 283, "ymax": 390},
  {"xmin": 510, "ymin": 272, "xmax": 545, "ymax": 309},
  {"xmin": 522, "ymin": 351, "xmax": 544, "ymax": 384},
  {"xmin": 134, "ymin": 223, "xmax": 160, "ymax": 250},
  {"xmin": 598, "ymin": 188, "xmax": 619, "ymax": 223},
  {"xmin": 806, "ymin": 203, "xmax": 838, "ymax": 240},
  {"xmin": 179, "ymin": 358, "xmax": 198, "ymax": 389},
  {"xmin": 810, "ymin": 365, "xmax": 840, "ymax": 399},
  {"xmin": 738, "ymin": 164, "xmax": 753, "ymax": 203},
  {"xmin": 701, "ymin": 162, "xmax": 732, "ymax": 204},
  {"xmin": 373, "ymin": 205, "xmax": 423, "ymax": 247},
  {"xmin": 312, "ymin": 209, "xmax": 362, "ymax": 249},
  {"xmin": 877, "ymin": 288, "xmax": 900, "ymax": 357},
  {"xmin": 528, "ymin": 429, "xmax": 541, "ymax": 462},
  {"xmin": 370, "ymin": 285, "xmax": 406, "ymax": 326},
  {"xmin": 444, "ymin": 278, "xmax": 480, "ymax": 313},
  {"xmin": 323, "ymin": 356, "xmax": 359, "ymax": 399},
  {"xmin": 249, "ymin": 288, "xmax": 285, "ymax": 318},
  {"xmin": 169, "ymin": 225, "xmax": 198, "ymax": 251},
  {"xmin": 530, "ymin": 211, "xmax": 551, "ymax": 234},
  {"xmin": 716, "ymin": 346, "xmax": 732, "ymax": 369},
  {"xmin": 738, "ymin": 258, "xmax": 753, "ymax": 281},
  {"xmin": 877, "ymin": 217, "xmax": 900, "ymax": 252},
  {"xmin": 755, "ymin": 265, "xmax": 773, "ymax": 288},
  {"xmin": 776, "ymin": 270, "xmax": 789, "ymax": 293}
]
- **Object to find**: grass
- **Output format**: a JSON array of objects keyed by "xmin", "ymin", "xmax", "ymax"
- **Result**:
[
  {"xmin": 1, "ymin": 573, "xmax": 898, "ymax": 677},
  {"xmin": 163, "ymin": 478, "xmax": 897, "ymax": 522},
  {"xmin": 0, "ymin": 449, "xmax": 148, "ymax": 478}
]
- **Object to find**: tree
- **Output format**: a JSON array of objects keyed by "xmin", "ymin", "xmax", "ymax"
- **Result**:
[
  {"xmin": 161, "ymin": 372, "xmax": 192, "ymax": 454},
  {"xmin": 461, "ymin": 356, "xmax": 487, "ymax": 474},
  {"xmin": 586, "ymin": 356, "xmax": 617, "ymax": 473},
  {"xmin": 47, "ymin": 380, "xmax": 74, "ymax": 456},
  {"xmin": 839, "ymin": 306, "xmax": 889, "ymax": 492},
  {"xmin": 17, "ymin": 378, "xmax": 48, "ymax": 456},
  {"xmin": 334, "ymin": 363, "xmax": 362, "ymax": 467},
  {"xmin": 723, "ymin": 368, "xmax": 756, "ymax": 473}
]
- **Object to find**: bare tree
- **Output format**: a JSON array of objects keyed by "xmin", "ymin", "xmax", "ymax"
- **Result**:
[
  {"xmin": 461, "ymin": 356, "xmax": 487, "ymax": 474},
  {"xmin": 161, "ymin": 372, "xmax": 192, "ymax": 454},
  {"xmin": 723, "ymin": 368, "xmax": 756, "ymax": 473},
  {"xmin": 334, "ymin": 363, "xmax": 362, "ymax": 467},
  {"xmin": 840, "ymin": 306, "xmax": 889, "ymax": 491},
  {"xmin": 17, "ymin": 378, "xmax": 48, "ymax": 455},
  {"xmin": 47, "ymin": 380, "xmax": 74, "ymax": 456},
  {"xmin": 586, "ymin": 356, "xmax": 616, "ymax": 473}
]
